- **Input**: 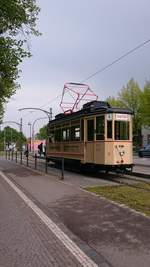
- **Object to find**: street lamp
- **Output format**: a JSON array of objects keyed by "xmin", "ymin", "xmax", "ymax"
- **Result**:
[
  {"xmin": 32, "ymin": 117, "xmax": 48, "ymax": 152},
  {"xmin": 28, "ymin": 122, "xmax": 32, "ymax": 151},
  {"xmin": 18, "ymin": 107, "xmax": 52, "ymax": 152}
]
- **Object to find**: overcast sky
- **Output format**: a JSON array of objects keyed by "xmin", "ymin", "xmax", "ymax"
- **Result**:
[{"xmin": 4, "ymin": 0, "xmax": 150, "ymax": 137}]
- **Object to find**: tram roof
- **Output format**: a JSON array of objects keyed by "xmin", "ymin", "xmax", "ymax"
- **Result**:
[{"xmin": 49, "ymin": 101, "xmax": 132, "ymax": 125}]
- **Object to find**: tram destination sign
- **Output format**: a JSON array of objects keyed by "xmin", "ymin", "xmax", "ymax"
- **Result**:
[{"xmin": 115, "ymin": 114, "xmax": 130, "ymax": 121}]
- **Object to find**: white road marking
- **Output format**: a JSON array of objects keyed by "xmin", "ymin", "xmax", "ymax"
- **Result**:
[{"xmin": 0, "ymin": 171, "xmax": 98, "ymax": 267}]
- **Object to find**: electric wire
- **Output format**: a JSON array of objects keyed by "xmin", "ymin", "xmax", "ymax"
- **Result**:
[
  {"xmin": 39, "ymin": 94, "xmax": 62, "ymax": 109},
  {"xmin": 39, "ymin": 38, "xmax": 150, "ymax": 108},
  {"xmin": 81, "ymin": 38, "xmax": 150, "ymax": 83}
]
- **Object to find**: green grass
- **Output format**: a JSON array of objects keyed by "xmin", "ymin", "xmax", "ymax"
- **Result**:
[{"xmin": 86, "ymin": 182, "xmax": 150, "ymax": 216}]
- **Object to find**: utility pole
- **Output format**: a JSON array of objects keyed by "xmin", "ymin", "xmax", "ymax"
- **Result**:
[
  {"xmin": 20, "ymin": 118, "xmax": 23, "ymax": 151},
  {"xmin": 20, "ymin": 118, "xmax": 23, "ymax": 133},
  {"xmin": 49, "ymin": 108, "xmax": 52, "ymax": 121},
  {"xmin": 3, "ymin": 128, "xmax": 5, "ymax": 151}
]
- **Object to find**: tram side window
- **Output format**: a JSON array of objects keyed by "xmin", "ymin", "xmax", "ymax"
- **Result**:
[
  {"xmin": 81, "ymin": 119, "xmax": 84, "ymax": 141},
  {"xmin": 96, "ymin": 116, "xmax": 105, "ymax": 140},
  {"xmin": 87, "ymin": 119, "xmax": 94, "ymax": 141},
  {"xmin": 62, "ymin": 128, "xmax": 70, "ymax": 141},
  {"xmin": 55, "ymin": 128, "xmax": 61, "ymax": 142},
  {"xmin": 107, "ymin": 121, "xmax": 112, "ymax": 139},
  {"xmin": 62, "ymin": 129, "xmax": 66, "ymax": 141},
  {"xmin": 75, "ymin": 127, "xmax": 80, "ymax": 140},
  {"xmin": 49, "ymin": 128, "xmax": 55, "ymax": 143},
  {"xmin": 66, "ymin": 129, "xmax": 70, "ymax": 141},
  {"xmin": 115, "ymin": 121, "xmax": 129, "ymax": 140},
  {"xmin": 71, "ymin": 125, "xmax": 80, "ymax": 141}
]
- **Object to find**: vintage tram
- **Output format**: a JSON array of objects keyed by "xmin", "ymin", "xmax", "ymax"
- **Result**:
[{"xmin": 46, "ymin": 100, "xmax": 133, "ymax": 172}]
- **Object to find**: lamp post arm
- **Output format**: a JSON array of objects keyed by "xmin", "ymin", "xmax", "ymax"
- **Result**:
[
  {"xmin": 1, "ymin": 121, "xmax": 21, "ymax": 127},
  {"xmin": 18, "ymin": 108, "xmax": 51, "ymax": 121},
  {"xmin": 0, "ymin": 120, "xmax": 23, "ymax": 151},
  {"xmin": 32, "ymin": 117, "xmax": 48, "ymax": 132}
]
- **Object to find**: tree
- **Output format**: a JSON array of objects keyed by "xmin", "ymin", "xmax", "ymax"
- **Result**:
[
  {"xmin": 106, "ymin": 96, "xmax": 124, "ymax": 108},
  {"xmin": 118, "ymin": 79, "xmax": 142, "ymax": 137},
  {"xmin": 35, "ymin": 125, "xmax": 47, "ymax": 140},
  {"xmin": 140, "ymin": 82, "xmax": 150, "ymax": 126},
  {"xmin": 0, "ymin": 0, "xmax": 40, "ymax": 118},
  {"xmin": 0, "ymin": 126, "xmax": 26, "ymax": 150}
]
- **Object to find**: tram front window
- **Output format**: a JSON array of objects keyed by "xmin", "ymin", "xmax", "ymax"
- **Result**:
[{"xmin": 115, "ymin": 121, "xmax": 129, "ymax": 140}]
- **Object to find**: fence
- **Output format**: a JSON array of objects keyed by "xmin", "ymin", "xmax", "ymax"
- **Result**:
[{"xmin": 0, "ymin": 150, "xmax": 64, "ymax": 180}]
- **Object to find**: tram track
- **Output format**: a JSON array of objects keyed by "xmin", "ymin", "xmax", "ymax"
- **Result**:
[
  {"xmin": 46, "ymin": 159, "xmax": 150, "ymax": 192},
  {"xmin": 2, "ymin": 154, "xmax": 150, "ymax": 192}
]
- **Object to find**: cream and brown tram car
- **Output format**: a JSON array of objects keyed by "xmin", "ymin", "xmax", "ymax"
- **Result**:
[{"xmin": 46, "ymin": 101, "xmax": 133, "ymax": 172}]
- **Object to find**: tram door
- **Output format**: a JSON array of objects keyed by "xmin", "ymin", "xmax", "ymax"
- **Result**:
[{"xmin": 85, "ymin": 119, "xmax": 94, "ymax": 162}]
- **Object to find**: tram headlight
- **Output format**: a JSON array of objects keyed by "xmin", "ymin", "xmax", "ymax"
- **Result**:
[{"xmin": 120, "ymin": 151, "xmax": 125, "ymax": 156}]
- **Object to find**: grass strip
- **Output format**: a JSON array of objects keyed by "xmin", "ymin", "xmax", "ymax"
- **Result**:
[{"xmin": 86, "ymin": 182, "xmax": 150, "ymax": 216}]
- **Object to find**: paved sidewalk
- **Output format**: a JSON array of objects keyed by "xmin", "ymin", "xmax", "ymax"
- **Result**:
[
  {"xmin": 133, "ymin": 156, "xmax": 150, "ymax": 177},
  {"xmin": 133, "ymin": 165, "xmax": 150, "ymax": 176},
  {"xmin": 0, "ymin": 158, "xmax": 150, "ymax": 267},
  {"xmin": 0, "ymin": 174, "xmax": 84, "ymax": 267},
  {"xmin": 134, "ymin": 156, "xmax": 150, "ymax": 167}
]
